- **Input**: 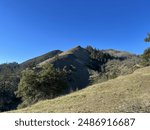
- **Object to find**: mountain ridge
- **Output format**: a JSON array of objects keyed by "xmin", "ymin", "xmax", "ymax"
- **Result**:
[
  {"xmin": 0, "ymin": 45, "xmax": 143, "ymax": 112},
  {"xmin": 21, "ymin": 50, "xmax": 62, "ymax": 68}
]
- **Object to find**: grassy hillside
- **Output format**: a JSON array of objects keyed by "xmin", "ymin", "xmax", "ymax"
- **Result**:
[
  {"xmin": 11, "ymin": 66, "xmax": 150, "ymax": 113},
  {"xmin": 39, "ymin": 46, "xmax": 91, "ymax": 91},
  {"xmin": 39, "ymin": 46, "xmax": 90, "ymax": 66}
]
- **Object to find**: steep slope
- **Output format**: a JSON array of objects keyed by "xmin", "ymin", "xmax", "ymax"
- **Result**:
[
  {"xmin": 20, "ymin": 50, "xmax": 62, "ymax": 68},
  {"xmin": 39, "ymin": 46, "xmax": 89, "ymax": 66},
  {"xmin": 39, "ymin": 46, "xmax": 91, "ymax": 91},
  {"xmin": 12, "ymin": 66, "xmax": 150, "ymax": 113},
  {"xmin": 37, "ymin": 46, "xmax": 141, "ymax": 91}
]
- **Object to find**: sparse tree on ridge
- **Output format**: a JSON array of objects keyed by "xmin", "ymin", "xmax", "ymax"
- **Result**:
[
  {"xmin": 144, "ymin": 33, "xmax": 150, "ymax": 42},
  {"xmin": 142, "ymin": 33, "xmax": 150, "ymax": 66}
]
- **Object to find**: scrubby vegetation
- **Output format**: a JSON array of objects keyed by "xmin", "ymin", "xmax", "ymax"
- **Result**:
[
  {"xmin": 16, "ymin": 63, "xmax": 68, "ymax": 108},
  {"xmin": 144, "ymin": 33, "xmax": 150, "ymax": 42},
  {"xmin": 86, "ymin": 45, "xmax": 114, "ymax": 72},
  {"xmin": 85, "ymin": 46, "xmax": 141, "ymax": 84},
  {"xmin": 142, "ymin": 34, "xmax": 150, "ymax": 66},
  {"xmin": 141, "ymin": 48, "xmax": 150, "ymax": 66},
  {"xmin": 0, "ymin": 63, "xmax": 21, "ymax": 112}
]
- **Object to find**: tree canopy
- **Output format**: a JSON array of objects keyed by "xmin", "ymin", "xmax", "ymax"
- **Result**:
[
  {"xmin": 142, "ymin": 34, "xmax": 150, "ymax": 66},
  {"xmin": 16, "ymin": 63, "xmax": 68, "ymax": 108},
  {"xmin": 144, "ymin": 33, "xmax": 150, "ymax": 42},
  {"xmin": 0, "ymin": 63, "xmax": 21, "ymax": 112}
]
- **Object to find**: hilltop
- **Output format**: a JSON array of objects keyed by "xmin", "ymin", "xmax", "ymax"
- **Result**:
[
  {"xmin": 39, "ymin": 46, "xmax": 91, "ymax": 91},
  {"xmin": 12, "ymin": 66, "xmax": 150, "ymax": 113}
]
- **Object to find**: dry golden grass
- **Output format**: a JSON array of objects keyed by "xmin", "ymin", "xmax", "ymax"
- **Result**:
[
  {"xmin": 39, "ymin": 46, "xmax": 89, "ymax": 66},
  {"xmin": 11, "ymin": 66, "xmax": 150, "ymax": 113}
]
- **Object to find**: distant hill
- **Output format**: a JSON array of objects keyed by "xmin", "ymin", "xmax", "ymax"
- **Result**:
[
  {"xmin": 12, "ymin": 66, "xmax": 150, "ymax": 113},
  {"xmin": 20, "ymin": 50, "xmax": 62, "ymax": 68},
  {"xmin": 102, "ymin": 49, "xmax": 136, "ymax": 59}
]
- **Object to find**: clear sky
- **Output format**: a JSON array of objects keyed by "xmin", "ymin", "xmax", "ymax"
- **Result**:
[{"xmin": 0, "ymin": 0, "xmax": 150, "ymax": 63}]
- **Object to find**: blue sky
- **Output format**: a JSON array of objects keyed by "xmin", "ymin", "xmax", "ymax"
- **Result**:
[{"xmin": 0, "ymin": 0, "xmax": 150, "ymax": 63}]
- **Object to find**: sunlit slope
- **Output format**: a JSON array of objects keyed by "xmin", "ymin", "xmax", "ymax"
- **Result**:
[{"xmin": 12, "ymin": 66, "xmax": 150, "ymax": 113}]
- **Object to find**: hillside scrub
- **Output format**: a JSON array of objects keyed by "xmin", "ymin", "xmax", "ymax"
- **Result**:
[
  {"xmin": 142, "ymin": 48, "xmax": 150, "ymax": 66},
  {"xmin": 16, "ymin": 63, "xmax": 68, "ymax": 108},
  {"xmin": 0, "ymin": 63, "xmax": 21, "ymax": 112},
  {"xmin": 142, "ymin": 34, "xmax": 150, "ymax": 66}
]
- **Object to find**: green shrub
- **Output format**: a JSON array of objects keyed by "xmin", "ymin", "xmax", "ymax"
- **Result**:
[
  {"xmin": 141, "ymin": 48, "xmax": 150, "ymax": 66},
  {"xmin": 16, "ymin": 63, "xmax": 68, "ymax": 108}
]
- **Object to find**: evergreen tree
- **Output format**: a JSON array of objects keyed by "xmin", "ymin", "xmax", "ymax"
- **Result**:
[
  {"xmin": 144, "ymin": 33, "xmax": 150, "ymax": 42},
  {"xmin": 0, "ymin": 63, "xmax": 20, "ymax": 112},
  {"xmin": 86, "ymin": 45, "xmax": 113, "ymax": 71},
  {"xmin": 16, "ymin": 69, "xmax": 40, "ymax": 107},
  {"xmin": 16, "ymin": 63, "xmax": 67, "ymax": 108},
  {"xmin": 142, "ymin": 48, "xmax": 150, "ymax": 66},
  {"xmin": 142, "ymin": 34, "xmax": 150, "ymax": 66},
  {"xmin": 39, "ymin": 63, "xmax": 67, "ymax": 99}
]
